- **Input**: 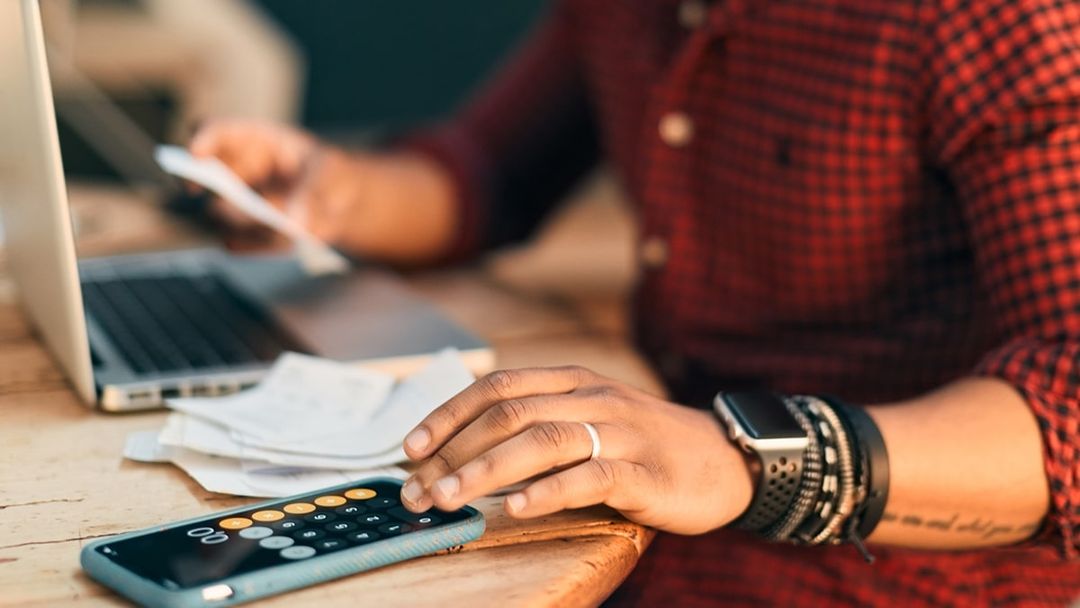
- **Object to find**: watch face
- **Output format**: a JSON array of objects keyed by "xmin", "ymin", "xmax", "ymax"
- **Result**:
[{"xmin": 724, "ymin": 393, "xmax": 805, "ymax": 440}]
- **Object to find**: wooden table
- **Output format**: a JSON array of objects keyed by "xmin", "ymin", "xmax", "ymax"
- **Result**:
[{"xmin": 0, "ymin": 181, "xmax": 662, "ymax": 606}]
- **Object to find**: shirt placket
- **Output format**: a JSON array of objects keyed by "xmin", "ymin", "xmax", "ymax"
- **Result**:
[{"xmin": 635, "ymin": 0, "xmax": 743, "ymax": 377}]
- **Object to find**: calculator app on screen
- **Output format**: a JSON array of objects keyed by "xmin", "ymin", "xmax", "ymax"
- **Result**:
[{"xmin": 94, "ymin": 479, "xmax": 472, "ymax": 589}]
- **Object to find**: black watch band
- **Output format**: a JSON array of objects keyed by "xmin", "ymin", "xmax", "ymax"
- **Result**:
[
  {"xmin": 713, "ymin": 392, "xmax": 811, "ymax": 532},
  {"xmin": 733, "ymin": 439, "xmax": 807, "ymax": 532}
]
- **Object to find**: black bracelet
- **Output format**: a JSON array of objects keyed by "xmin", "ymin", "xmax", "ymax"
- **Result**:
[
  {"xmin": 791, "ymin": 401, "xmax": 842, "ymax": 543},
  {"xmin": 726, "ymin": 391, "xmax": 887, "ymax": 563},
  {"xmin": 807, "ymin": 399, "xmax": 857, "ymax": 545},
  {"xmin": 824, "ymin": 396, "xmax": 890, "ymax": 541}
]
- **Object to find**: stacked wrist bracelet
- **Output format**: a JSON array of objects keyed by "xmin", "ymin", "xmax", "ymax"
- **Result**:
[{"xmin": 713, "ymin": 392, "xmax": 889, "ymax": 563}]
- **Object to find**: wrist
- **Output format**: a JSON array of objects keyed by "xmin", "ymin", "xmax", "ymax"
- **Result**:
[
  {"xmin": 698, "ymin": 407, "xmax": 757, "ymax": 526},
  {"xmin": 711, "ymin": 391, "xmax": 889, "ymax": 561},
  {"xmin": 323, "ymin": 151, "xmax": 458, "ymax": 264}
]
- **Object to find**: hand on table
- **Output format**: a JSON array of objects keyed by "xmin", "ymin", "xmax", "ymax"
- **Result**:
[{"xmin": 399, "ymin": 366, "xmax": 756, "ymax": 535}]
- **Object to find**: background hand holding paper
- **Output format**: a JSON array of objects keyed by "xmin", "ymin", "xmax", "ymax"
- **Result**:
[{"xmin": 155, "ymin": 145, "xmax": 349, "ymax": 275}]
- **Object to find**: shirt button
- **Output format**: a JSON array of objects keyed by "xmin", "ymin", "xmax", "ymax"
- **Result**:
[
  {"xmin": 641, "ymin": 236, "xmax": 669, "ymax": 269},
  {"xmin": 678, "ymin": 0, "xmax": 709, "ymax": 29},
  {"xmin": 659, "ymin": 112, "xmax": 694, "ymax": 147}
]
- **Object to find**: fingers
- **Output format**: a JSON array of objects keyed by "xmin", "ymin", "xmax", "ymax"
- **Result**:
[
  {"xmin": 415, "ymin": 421, "xmax": 614, "ymax": 512},
  {"xmin": 220, "ymin": 225, "xmax": 293, "ymax": 253},
  {"xmin": 405, "ymin": 393, "xmax": 592, "ymax": 494},
  {"xmin": 404, "ymin": 366, "xmax": 598, "ymax": 461},
  {"xmin": 189, "ymin": 120, "xmax": 326, "ymax": 246},
  {"xmin": 287, "ymin": 150, "xmax": 353, "ymax": 244},
  {"xmin": 503, "ymin": 459, "xmax": 652, "ymax": 519},
  {"xmin": 189, "ymin": 119, "xmax": 315, "ymax": 194}
]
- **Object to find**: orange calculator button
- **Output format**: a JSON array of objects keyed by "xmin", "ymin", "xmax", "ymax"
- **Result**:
[
  {"xmin": 314, "ymin": 495, "xmax": 346, "ymax": 507},
  {"xmin": 344, "ymin": 488, "xmax": 376, "ymax": 500},
  {"xmin": 219, "ymin": 517, "xmax": 252, "ymax": 530},
  {"xmin": 251, "ymin": 510, "xmax": 285, "ymax": 522},
  {"xmin": 283, "ymin": 503, "xmax": 316, "ymax": 514}
]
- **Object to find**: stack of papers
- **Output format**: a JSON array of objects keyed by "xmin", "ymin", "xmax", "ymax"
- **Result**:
[{"xmin": 124, "ymin": 349, "xmax": 475, "ymax": 497}]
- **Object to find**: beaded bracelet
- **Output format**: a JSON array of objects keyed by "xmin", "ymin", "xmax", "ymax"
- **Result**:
[
  {"xmin": 762, "ymin": 397, "xmax": 822, "ymax": 541},
  {"xmin": 825, "ymin": 397, "xmax": 890, "ymax": 562},
  {"xmin": 778, "ymin": 396, "xmax": 870, "ymax": 560},
  {"xmin": 790, "ymin": 399, "xmax": 843, "ymax": 543},
  {"xmin": 808, "ymin": 400, "xmax": 857, "ymax": 544},
  {"xmin": 727, "ymin": 391, "xmax": 887, "ymax": 563}
]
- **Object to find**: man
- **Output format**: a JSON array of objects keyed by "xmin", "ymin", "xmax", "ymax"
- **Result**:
[{"xmin": 191, "ymin": 0, "xmax": 1080, "ymax": 604}]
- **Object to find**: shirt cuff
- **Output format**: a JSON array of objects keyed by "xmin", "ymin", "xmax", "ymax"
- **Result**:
[{"xmin": 974, "ymin": 337, "xmax": 1080, "ymax": 558}]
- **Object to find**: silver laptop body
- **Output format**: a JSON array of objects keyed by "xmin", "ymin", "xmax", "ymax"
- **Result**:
[{"xmin": 0, "ymin": 0, "xmax": 489, "ymax": 411}]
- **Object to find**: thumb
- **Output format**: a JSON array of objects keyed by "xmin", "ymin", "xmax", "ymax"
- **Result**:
[
  {"xmin": 286, "ymin": 175, "xmax": 341, "ymax": 245},
  {"xmin": 288, "ymin": 149, "xmax": 361, "ymax": 246}
]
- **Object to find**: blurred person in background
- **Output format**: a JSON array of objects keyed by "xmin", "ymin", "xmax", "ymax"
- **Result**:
[{"xmin": 190, "ymin": 1, "xmax": 1080, "ymax": 605}]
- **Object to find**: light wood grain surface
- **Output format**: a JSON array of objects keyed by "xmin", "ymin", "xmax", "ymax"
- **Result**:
[{"xmin": 0, "ymin": 183, "xmax": 660, "ymax": 607}]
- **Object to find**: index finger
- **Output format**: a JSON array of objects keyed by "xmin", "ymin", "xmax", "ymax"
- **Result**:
[
  {"xmin": 403, "ymin": 366, "xmax": 596, "ymax": 460},
  {"xmin": 189, "ymin": 121, "xmax": 231, "ymax": 158}
]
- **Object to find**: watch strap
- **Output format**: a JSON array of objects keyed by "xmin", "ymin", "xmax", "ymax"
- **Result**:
[{"xmin": 732, "ymin": 443, "xmax": 806, "ymax": 531}]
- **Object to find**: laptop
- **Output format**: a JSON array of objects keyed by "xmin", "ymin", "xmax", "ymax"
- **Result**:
[{"xmin": 0, "ymin": 0, "xmax": 492, "ymax": 411}]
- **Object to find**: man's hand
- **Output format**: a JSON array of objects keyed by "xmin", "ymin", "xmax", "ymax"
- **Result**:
[
  {"xmin": 399, "ymin": 366, "xmax": 755, "ymax": 535},
  {"xmin": 189, "ymin": 119, "xmax": 319, "ymax": 250},
  {"xmin": 188, "ymin": 119, "xmax": 458, "ymax": 264}
]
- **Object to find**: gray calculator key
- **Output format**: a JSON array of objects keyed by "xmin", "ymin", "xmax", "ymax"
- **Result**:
[
  {"xmin": 239, "ymin": 526, "xmax": 273, "ymax": 540},
  {"xmin": 258, "ymin": 536, "xmax": 294, "ymax": 550},
  {"xmin": 280, "ymin": 546, "xmax": 316, "ymax": 560}
]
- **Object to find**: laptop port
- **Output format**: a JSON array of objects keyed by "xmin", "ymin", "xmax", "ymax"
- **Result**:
[
  {"xmin": 217, "ymin": 382, "xmax": 241, "ymax": 396},
  {"xmin": 126, "ymin": 388, "xmax": 160, "ymax": 406},
  {"xmin": 190, "ymin": 384, "xmax": 216, "ymax": 397}
]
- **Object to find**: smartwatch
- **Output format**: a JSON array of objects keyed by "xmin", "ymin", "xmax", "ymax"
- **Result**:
[{"xmin": 713, "ymin": 392, "xmax": 809, "ymax": 532}]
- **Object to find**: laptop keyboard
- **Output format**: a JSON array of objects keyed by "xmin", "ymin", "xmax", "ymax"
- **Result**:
[{"xmin": 82, "ymin": 274, "xmax": 302, "ymax": 374}]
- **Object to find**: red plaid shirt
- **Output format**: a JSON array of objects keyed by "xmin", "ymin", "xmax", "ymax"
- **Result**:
[{"xmin": 409, "ymin": 0, "xmax": 1080, "ymax": 605}]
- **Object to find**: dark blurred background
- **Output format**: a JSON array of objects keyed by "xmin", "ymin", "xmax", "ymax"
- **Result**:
[
  {"xmin": 54, "ymin": 0, "xmax": 547, "ymax": 180},
  {"xmin": 257, "ymin": 1, "xmax": 545, "ymax": 130}
]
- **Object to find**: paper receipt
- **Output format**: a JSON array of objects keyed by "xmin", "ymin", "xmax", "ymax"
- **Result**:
[{"xmin": 155, "ymin": 145, "xmax": 349, "ymax": 276}]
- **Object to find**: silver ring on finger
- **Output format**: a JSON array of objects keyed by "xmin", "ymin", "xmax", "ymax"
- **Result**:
[{"xmin": 580, "ymin": 422, "xmax": 601, "ymax": 461}]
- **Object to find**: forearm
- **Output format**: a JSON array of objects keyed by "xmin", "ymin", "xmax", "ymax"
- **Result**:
[
  {"xmin": 866, "ymin": 376, "xmax": 1049, "ymax": 549},
  {"xmin": 338, "ymin": 152, "xmax": 460, "ymax": 266},
  {"xmin": 397, "ymin": 3, "xmax": 599, "ymax": 261}
]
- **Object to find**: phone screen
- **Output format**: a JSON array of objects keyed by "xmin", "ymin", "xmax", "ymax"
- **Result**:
[{"xmin": 94, "ymin": 479, "xmax": 474, "ymax": 590}]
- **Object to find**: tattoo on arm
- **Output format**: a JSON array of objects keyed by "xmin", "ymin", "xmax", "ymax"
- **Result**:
[{"xmin": 880, "ymin": 512, "xmax": 1042, "ymax": 540}]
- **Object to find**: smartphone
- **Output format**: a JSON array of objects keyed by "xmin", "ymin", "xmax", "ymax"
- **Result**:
[{"xmin": 81, "ymin": 477, "xmax": 484, "ymax": 607}]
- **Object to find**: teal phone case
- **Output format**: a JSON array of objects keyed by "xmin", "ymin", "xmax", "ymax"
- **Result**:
[{"xmin": 80, "ymin": 477, "xmax": 485, "ymax": 607}]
